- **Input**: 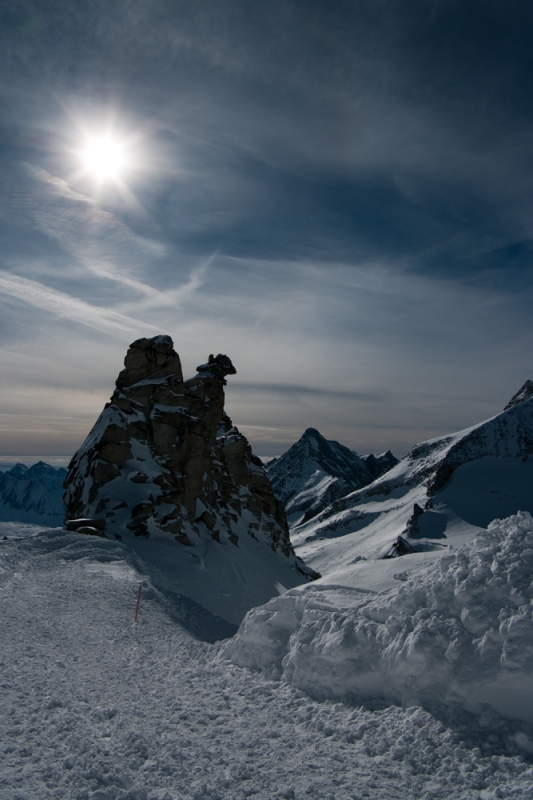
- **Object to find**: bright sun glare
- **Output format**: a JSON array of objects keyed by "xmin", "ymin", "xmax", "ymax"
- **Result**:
[{"xmin": 82, "ymin": 136, "xmax": 126, "ymax": 180}]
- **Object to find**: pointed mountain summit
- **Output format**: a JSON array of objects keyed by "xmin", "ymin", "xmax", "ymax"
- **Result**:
[
  {"xmin": 291, "ymin": 381, "xmax": 533, "ymax": 580},
  {"xmin": 64, "ymin": 335, "xmax": 317, "ymax": 624},
  {"xmin": 504, "ymin": 379, "xmax": 533, "ymax": 410},
  {"xmin": 266, "ymin": 427, "xmax": 398, "ymax": 525}
]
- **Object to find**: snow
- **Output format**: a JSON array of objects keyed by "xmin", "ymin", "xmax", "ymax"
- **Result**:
[
  {"xmin": 3, "ymin": 395, "xmax": 533, "ymax": 796},
  {"xmin": 266, "ymin": 429, "xmax": 394, "ymax": 525},
  {"xmin": 122, "ymin": 518, "xmax": 309, "ymax": 626},
  {"xmin": 435, "ymin": 456, "xmax": 533, "ymax": 528},
  {"xmin": 290, "ymin": 397, "xmax": 533, "ymax": 574},
  {"xmin": 226, "ymin": 513, "xmax": 533, "ymax": 729},
  {"xmin": 3, "ymin": 525, "xmax": 533, "ymax": 799}
]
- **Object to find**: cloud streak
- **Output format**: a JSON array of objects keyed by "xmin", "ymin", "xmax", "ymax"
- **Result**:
[{"xmin": 0, "ymin": 272, "xmax": 158, "ymax": 340}]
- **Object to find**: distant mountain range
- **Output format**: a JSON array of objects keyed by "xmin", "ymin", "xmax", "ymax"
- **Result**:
[
  {"xmin": 266, "ymin": 427, "xmax": 398, "ymax": 525},
  {"xmin": 0, "ymin": 461, "xmax": 66, "ymax": 525},
  {"xmin": 290, "ymin": 380, "xmax": 533, "ymax": 580}
]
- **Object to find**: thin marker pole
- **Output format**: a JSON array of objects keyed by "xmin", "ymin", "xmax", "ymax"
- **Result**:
[{"xmin": 134, "ymin": 585, "xmax": 143, "ymax": 622}]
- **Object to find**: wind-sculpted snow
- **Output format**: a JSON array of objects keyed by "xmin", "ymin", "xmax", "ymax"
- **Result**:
[
  {"xmin": 0, "ymin": 461, "xmax": 66, "ymax": 524},
  {"xmin": 226, "ymin": 512, "xmax": 533, "ymax": 726}
]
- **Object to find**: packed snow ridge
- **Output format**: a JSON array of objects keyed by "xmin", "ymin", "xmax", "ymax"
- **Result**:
[{"xmin": 63, "ymin": 335, "xmax": 318, "ymax": 625}]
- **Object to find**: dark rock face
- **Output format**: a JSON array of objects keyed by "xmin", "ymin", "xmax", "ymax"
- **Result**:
[
  {"xmin": 362, "ymin": 451, "xmax": 399, "ymax": 481},
  {"xmin": 64, "ymin": 335, "xmax": 317, "ymax": 579},
  {"xmin": 504, "ymin": 380, "xmax": 533, "ymax": 411}
]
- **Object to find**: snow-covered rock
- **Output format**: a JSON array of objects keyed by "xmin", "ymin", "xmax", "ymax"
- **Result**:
[
  {"xmin": 64, "ymin": 335, "xmax": 318, "ymax": 624},
  {"xmin": 225, "ymin": 511, "xmax": 533, "ymax": 725},
  {"xmin": 291, "ymin": 384, "xmax": 533, "ymax": 578},
  {"xmin": 0, "ymin": 461, "xmax": 66, "ymax": 524},
  {"xmin": 266, "ymin": 427, "xmax": 398, "ymax": 526}
]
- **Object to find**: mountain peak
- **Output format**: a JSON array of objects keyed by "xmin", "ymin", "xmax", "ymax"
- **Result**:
[
  {"xmin": 504, "ymin": 380, "xmax": 533, "ymax": 411},
  {"xmin": 303, "ymin": 428, "xmax": 323, "ymax": 438},
  {"xmin": 266, "ymin": 428, "xmax": 398, "ymax": 524}
]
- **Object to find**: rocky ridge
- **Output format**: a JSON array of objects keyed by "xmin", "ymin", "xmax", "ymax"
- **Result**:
[{"xmin": 64, "ymin": 336, "xmax": 316, "ymax": 581}]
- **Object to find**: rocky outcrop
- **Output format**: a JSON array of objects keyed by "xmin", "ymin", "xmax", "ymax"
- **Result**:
[
  {"xmin": 361, "ymin": 450, "xmax": 399, "ymax": 481},
  {"xmin": 64, "ymin": 335, "xmax": 317, "ymax": 580}
]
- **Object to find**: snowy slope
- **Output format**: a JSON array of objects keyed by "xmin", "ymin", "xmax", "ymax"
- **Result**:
[
  {"xmin": 0, "ymin": 461, "xmax": 66, "ymax": 524},
  {"xmin": 266, "ymin": 428, "xmax": 397, "ymax": 526},
  {"xmin": 2, "ymin": 526, "xmax": 533, "ymax": 799},
  {"xmin": 291, "ymin": 393, "xmax": 533, "ymax": 582}
]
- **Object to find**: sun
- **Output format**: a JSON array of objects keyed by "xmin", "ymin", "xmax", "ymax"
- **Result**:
[{"xmin": 81, "ymin": 135, "xmax": 127, "ymax": 181}]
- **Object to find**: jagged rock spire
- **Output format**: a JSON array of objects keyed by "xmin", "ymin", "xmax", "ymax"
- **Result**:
[{"xmin": 64, "ymin": 335, "xmax": 317, "ymax": 581}]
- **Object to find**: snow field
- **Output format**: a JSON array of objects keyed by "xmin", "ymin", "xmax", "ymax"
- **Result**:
[{"xmin": 1, "ymin": 530, "xmax": 533, "ymax": 799}]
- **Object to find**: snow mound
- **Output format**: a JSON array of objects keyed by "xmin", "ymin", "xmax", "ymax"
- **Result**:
[{"xmin": 225, "ymin": 512, "xmax": 533, "ymax": 725}]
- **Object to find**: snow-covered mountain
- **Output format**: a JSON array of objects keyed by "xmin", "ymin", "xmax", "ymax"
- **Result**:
[
  {"xmin": 266, "ymin": 427, "xmax": 398, "ymax": 525},
  {"xmin": 64, "ymin": 335, "xmax": 317, "ymax": 624},
  {"xmin": 291, "ymin": 381, "xmax": 533, "ymax": 582},
  {"xmin": 0, "ymin": 461, "xmax": 66, "ymax": 524}
]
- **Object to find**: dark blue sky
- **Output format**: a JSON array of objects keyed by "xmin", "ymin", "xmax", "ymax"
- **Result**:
[{"xmin": 1, "ymin": 0, "xmax": 533, "ymax": 457}]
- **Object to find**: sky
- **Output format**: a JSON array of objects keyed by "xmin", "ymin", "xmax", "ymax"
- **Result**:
[{"xmin": 1, "ymin": 0, "xmax": 533, "ymax": 459}]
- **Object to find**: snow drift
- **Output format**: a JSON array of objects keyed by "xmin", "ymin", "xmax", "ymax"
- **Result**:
[{"xmin": 225, "ymin": 512, "xmax": 533, "ymax": 725}]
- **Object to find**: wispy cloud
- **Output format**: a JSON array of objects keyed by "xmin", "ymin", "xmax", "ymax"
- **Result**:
[
  {"xmin": 231, "ymin": 382, "xmax": 382, "ymax": 402},
  {"xmin": 19, "ymin": 163, "xmax": 212, "ymax": 315},
  {"xmin": 116, "ymin": 256, "xmax": 213, "ymax": 314},
  {"xmin": 0, "ymin": 272, "xmax": 158, "ymax": 340}
]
